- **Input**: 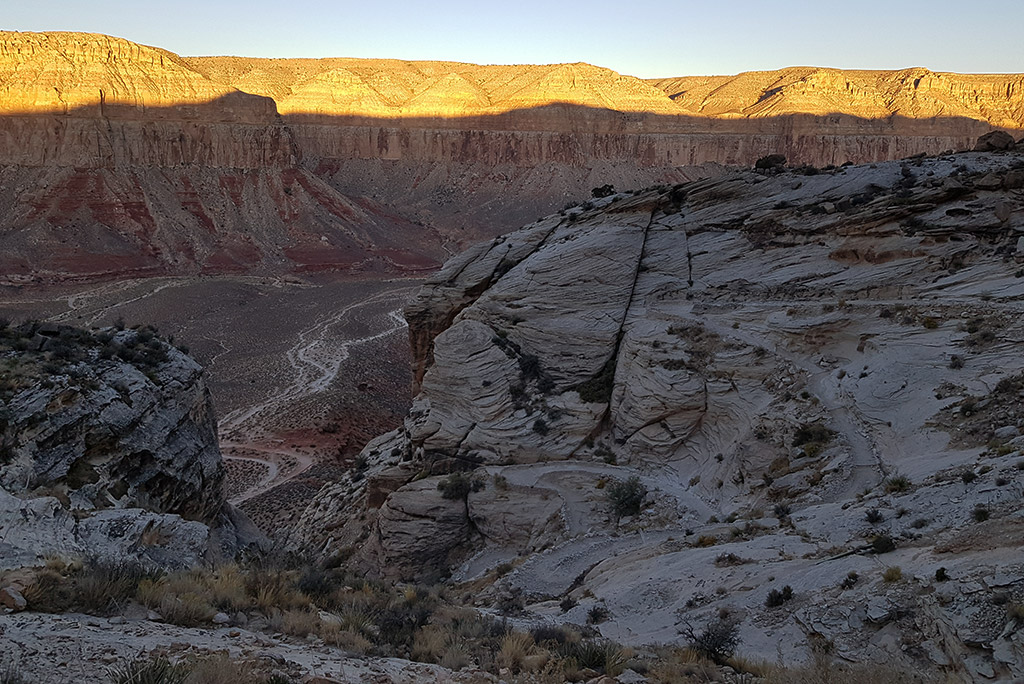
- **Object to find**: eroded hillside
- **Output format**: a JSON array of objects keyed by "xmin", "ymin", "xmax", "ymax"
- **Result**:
[
  {"xmin": 296, "ymin": 144, "xmax": 1024, "ymax": 680},
  {"xmin": 2, "ymin": 31, "xmax": 1023, "ymax": 281}
]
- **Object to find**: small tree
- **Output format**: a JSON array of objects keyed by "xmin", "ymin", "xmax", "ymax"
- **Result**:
[
  {"xmin": 607, "ymin": 476, "xmax": 647, "ymax": 518},
  {"xmin": 682, "ymin": 616, "xmax": 741, "ymax": 664}
]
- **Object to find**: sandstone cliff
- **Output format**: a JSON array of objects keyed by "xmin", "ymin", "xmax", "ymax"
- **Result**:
[
  {"xmin": 0, "ymin": 322, "xmax": 259, "ymax": 569},
  {"xmin": 3, "ymin": 31, "xmax": 1024, "ymax": 280},
  {"xmin": 295, "ymin": 144, "xmax": 1024, "ymax": 678}
]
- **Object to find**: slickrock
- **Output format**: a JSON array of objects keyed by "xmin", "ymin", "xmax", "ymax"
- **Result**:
[{"xmin": 296, "ymin": 144, "xmax": 1024, "ymax": 678}]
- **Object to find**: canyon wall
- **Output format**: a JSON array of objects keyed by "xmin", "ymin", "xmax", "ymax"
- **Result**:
[{"xmin": 1, "ymin": 31, "xmax": 1023, "ymax": 280}]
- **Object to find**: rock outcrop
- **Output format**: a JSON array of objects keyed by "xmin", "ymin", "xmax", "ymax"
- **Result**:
[
  {"xmin": 0, "ymin": 322, "xmax": 260, "ymax": 569},
  {"xmin": 296, "ymin": 143, "xmax": 1024, "ymax": 678},
  {"xmin": 2, "ymin": 32, "xmax": 1023, "ymax": 280}
]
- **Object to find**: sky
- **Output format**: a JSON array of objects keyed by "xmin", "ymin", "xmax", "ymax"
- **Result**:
[{"xmin": 4, "ymin": 0, "xmax": 1024, "ymax": 78}]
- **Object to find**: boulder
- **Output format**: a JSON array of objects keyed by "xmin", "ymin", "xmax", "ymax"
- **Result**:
[
  {"xmin": 975, "ymin": 131, "xmax": 1016, "ymax": 151},
  {"xmin": 0, "ymin": 586, "xmax": 26, "ymax": 611},
  {"xmin": 1004, "ymin": 170, "xmax": 1024, "ymax": 189},
  {"xmin": 367, "ymin": 479, "xmax": 472, "ymax": 579}
]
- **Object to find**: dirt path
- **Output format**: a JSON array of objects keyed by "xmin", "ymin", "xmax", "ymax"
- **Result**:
[{"xmin": 221, "ymin": 444, "xmax": 314, "ymax": 505}]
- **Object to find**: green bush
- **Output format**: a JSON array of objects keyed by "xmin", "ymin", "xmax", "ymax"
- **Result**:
[
  {"xmin": 682, "ymin": 616, "xmax": 740, "ymax": 664},
  {"xmin": 607, "ymin": 476, "xmax": 647, "ymax": 518},
  {"xmin": 437, "ymin": 472, "xmax": 483, "ymax": 501},
  {"xmin": 765, "ymin": 585, "xmax": 793, "ymax": 607},
  {"xmin": 871, "ymin": 534, "xmax": 896, "ymax": 554}
]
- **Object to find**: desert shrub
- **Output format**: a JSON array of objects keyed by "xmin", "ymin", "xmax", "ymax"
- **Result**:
[
  {"xmin": 973, "ymin": 505, "xmax": 990, "ymax": 522},
  {"xmin": 587, "ymin": 604, "xmax": 610, "ymax": 624},
  {"xmin": 591, "ymin": 184, "xmax": 616, "ymax": 198},
  {"xmin": 865, "ymin": 509, "xmax": 884, "ymax": 524},
  {"xmin": 436, "ymin": 472, "xmax": 483, "ymax": 500},
  {"xmin": 792, "ymin": 422, "xmax": 834, "ymax": 458},
  {"xmin": 765, "ymin": 585, "xmax": 794, "ymax": 608},
  {"xmin": 682, "ymin": 616, "xmax": 740, "ymax": 664},
  {"xmin": 883, "ymin": 474, "xmax": 911, "ymax": 493},
  {"xmin": 606, "ymin": 476, "xmax": 647, "ymax": 517},
  {"xmin": 575, "ymin": 356, "xmax": 616, "ymax": 403},
  {"xmin": 882, "ymin": 566, "xmax": 903, "ymax": 583},
  {"xmin": 949, "ymin": 355, "xmax": 965, "ymax": 369},
  {"xmin": 295, "ymin": 566, "xmax": 337, "ymax": 601},
  {"xmin": 773, "ymin": 503, "xmax": 791, "ymax": 518},
  {"xmin": 107, "ymin": 656, "xmax": 190, "ymax": 684},
  {"xmin": 935, "ymin": 567, "xmax": 949, "ymax": 582},
  {"xmin": 841, "ymin": 571, "xmax": 859, "ymax": 589},
  {"xmin": 65, "ymin": 559, "xmax": 161, "ymax": 615},
  {"xmin": 960, "ymin": 470, "xmax": 977, "ymax": 484},
  {"xmin": 755, "ymin": 154, "xmax": 786, "ymax": 170},
  {"xmin": 530, "ymin": 625, "xmax": 574, "ymax": 646},
  {"xmin": 559, "ymin": 640, "xmax": 631, "ymax": 676},
  {"xmin": 871, "ymin": 534, "xmax": 896, "ymax": 554},
  {"xmin": 532, "ymin": 418, "xmax": 549, "ymax": 435},
  {"xmin": 559, "ymin": 596, "xmax": 577, "ymax": 613}
]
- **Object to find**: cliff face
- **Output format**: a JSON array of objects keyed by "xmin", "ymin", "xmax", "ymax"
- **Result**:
[
  {"xmin": 0, "ymin": 322, "xmax": 261, "ymax": 569},
  {"xmin": 0, "ymin": 323, "xmax": 223, "ymax": 520},
  {"xmin": 2, "ymin": 32, "xmax": 1023, "ymax": 280},
  {"xmin": 295, "ymin": 144, "xmax": 1024, "ymax": 678}
]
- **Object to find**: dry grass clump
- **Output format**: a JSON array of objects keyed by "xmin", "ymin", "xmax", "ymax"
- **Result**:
[
  {"xmin": 107, "ymin": 654, "xmax": 289, "ymax": 684},
  {"xmin": 21, "ymin": 554, "xmax": 641, "ymax": 679},
  {"xmin": 882, "ymin": 566, "xmax": 903, "ymax": 583},
  {"xmin": 497, "ymin": 631, "xmax": 536, "ymax": 672},
  {"xmin": 270, "ymin": 608, "xmax": 322, "ymax": 637},
  {"xmin": 22, "ymin": 558, "xmax": 160, "ymax": 615}
]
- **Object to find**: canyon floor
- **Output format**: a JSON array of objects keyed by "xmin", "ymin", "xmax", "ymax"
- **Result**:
[{"xmin": 0, "ymin": 273, "xmax": 418, "ymax": 535}]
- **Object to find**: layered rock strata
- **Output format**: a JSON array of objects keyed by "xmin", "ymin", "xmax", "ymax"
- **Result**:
[
  {"xmin": 0, "ymin": 322, "xmax": 259, "ymax": 568},
  {"xmin": 2, "ymin": 32, "xmax": 1024, "ymax": 279}
]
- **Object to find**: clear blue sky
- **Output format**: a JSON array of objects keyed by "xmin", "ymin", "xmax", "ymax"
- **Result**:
[{"xmin": 5, "ymin": 0, "xmax": 1023, "ymax": 77}]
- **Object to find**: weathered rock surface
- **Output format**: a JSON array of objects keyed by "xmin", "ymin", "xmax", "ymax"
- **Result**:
[
  {"xmin": 0, "ymin": 325, "xmax": 223, "ymax": 519},
  {"xmin": 297, "ymin": 144, "xmax": 1024, "ymax": 677},
  {"xmin": 0, "ymin": 323, "xmax": 262, "ymax": 569},
  {"xmin": 0, "ymin": 612, "xmax": 493, "ymax": 684},
  {"xmin": 2, "ymin": 32, "xmax": 1024, "ymax": 280}
]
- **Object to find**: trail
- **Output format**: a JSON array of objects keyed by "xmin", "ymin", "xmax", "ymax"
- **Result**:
[
  {"xmin": 222, "ymin": 445, "xmax": 315, "ymax": 505},
  {"xmin": 47, "ymin": 278, "xmax": 188, "ymax": 326},
  {"xmin": 218, "ymin": 287, "xmax": 413, "ymax": 440}
]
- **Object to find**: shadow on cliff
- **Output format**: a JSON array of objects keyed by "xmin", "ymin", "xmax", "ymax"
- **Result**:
[
  {"xmin": 0, "ymin": 94, "xmax": 1020, "ymax": 169},
  {"xmin": 0, "ymin": 95, "xmax": 1019, "ymax": 282}
]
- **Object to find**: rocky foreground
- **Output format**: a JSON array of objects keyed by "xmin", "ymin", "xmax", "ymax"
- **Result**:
[
  {"xmin": 296, "ymin": 139, "xmax": 1024, "ymax": 680},
  {"xmin": 0, "ymin": 322, "xmax": 260, "ymax": 572}
]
